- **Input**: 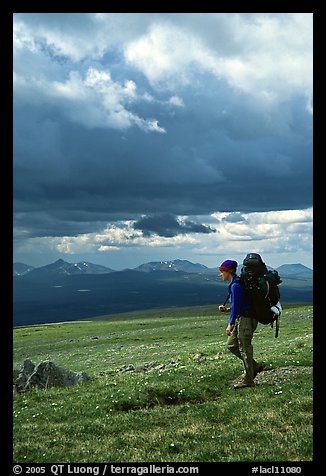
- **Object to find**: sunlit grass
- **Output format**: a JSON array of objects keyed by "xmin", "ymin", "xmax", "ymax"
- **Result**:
[{"xmin": 13, "ymin": 304, "xmax": 313, "ymax": 462}]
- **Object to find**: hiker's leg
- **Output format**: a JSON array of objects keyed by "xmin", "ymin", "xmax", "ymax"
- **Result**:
[
  {"xmin": 226, "ymin": 321, "xmax": 242, "ymax": 359},
  {"xmin": 237, "ymin": 317, "xmax": 258, "ymax": 381}
]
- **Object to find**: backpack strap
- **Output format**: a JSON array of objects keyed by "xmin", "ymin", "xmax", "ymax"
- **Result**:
[
  {"xmin": 223, "ymin": 276, "xmax": 240, "ymax": 307},
  {"xmin": 275, "ymin": 316, "xmax": 279, "ymax": 338},
  {"xmin": 222, "ymin": 291, "xmax": 231, "ymax": 307}
]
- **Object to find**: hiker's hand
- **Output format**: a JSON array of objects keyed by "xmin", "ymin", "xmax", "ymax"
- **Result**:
[
  {"xmin": 219, "ymin": 305, "xmax": 231, "ymax": 313},
  {"xmin": 226, "ymin": 324, "xmax": 233, "ymax": 336}
]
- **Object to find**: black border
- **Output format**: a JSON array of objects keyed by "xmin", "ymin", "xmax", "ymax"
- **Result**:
[{"xmin": 6, "ymin": 4, "xmax": 319, "ymax": 473}]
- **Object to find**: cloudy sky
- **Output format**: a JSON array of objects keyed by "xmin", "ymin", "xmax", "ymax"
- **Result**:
[{"xmin": 13, "ymin": 13, "xmax": 313, "ymax": 270}]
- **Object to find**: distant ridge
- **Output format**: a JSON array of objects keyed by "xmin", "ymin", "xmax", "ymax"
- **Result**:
[
  {"xmin": 15, "ymin": 259, "xmax": 115, "ymax": 281},
  {"xmin": 13, "ymin": 262, "xmax": 35, "ymax": 276},
  {"xmin": 134, "ymin": 259, "xmax": 214, "ymax": 274},
  {"xmin": 276, "ymin": 263, "xmax": 312, "ymax": 278}
]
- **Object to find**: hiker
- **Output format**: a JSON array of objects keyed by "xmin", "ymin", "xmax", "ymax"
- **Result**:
[{"xmin": 218, "ymin": 259, "xmax": 263, "ymax": 389}]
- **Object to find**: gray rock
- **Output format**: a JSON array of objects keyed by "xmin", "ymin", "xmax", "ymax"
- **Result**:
[
  {"xmin": 118, "ymin": 364, "xmax": 135, "ymax": 373},
  {"xmin": 152, "ymin": 363, "xmax": 165, "ymax": 371},
  {"xmin": 22, "ymin": 359, "xmax": 36, "ymax": 374},
  {"xmin": 13, "ymin": 360, "xmax": 91, "ymax": 392},
  {"xmin": 14, "ymin": 359, "xmax": 36, "ymax": 392},
  {"xmin": 254, "ymin": 365, "xmax": 312, "ymax": 386},
  {"xmin": 134, "ymin": 365, "xmax": 147, "ymax": 372}
]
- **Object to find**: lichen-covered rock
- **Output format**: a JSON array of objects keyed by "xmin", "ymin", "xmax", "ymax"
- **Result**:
[
  {"xmin": 254, "ymin": 365, "xmax": 312, "ymax": 385},
  {"xmin": 13, "ymin": 360, "xmax": 91, "ymax": 392},
  {"xmin": 14, "ymin": 359, "xmax": 36, "ymax": 391},
  {"xmin": 193, "ymin": 353, "xmax": 207, "ymax": 362},
  {"xmin": 232, "ymin": 365, "xmax": 312, "ymax": 388}
]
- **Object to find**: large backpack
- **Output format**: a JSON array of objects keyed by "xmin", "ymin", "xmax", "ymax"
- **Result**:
[{"xmin": 240, "ymin": 253, "xmax": 282, "ymax": 337}]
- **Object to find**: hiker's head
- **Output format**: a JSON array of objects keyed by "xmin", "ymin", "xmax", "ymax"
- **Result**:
[{"xmin": 219, "ymin": 259, "xmax": 237, "ymax": 280}]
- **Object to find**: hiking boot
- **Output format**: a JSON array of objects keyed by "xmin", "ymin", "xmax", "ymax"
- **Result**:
[
  {"xmin": 253, "ymin": 362, "xmax": 264, "ymax": 379},
  {"xmin": 233, "ymin": 379, "xmax": 255, "ymax": 389}
]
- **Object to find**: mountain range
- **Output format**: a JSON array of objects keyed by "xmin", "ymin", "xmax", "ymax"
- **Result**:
[
  {"xmin": 14, "ymin": 258, "xmax": 312, "ymax": 278},
  {"xmin": 13, "ymin": 259, "xmax": 313, "ymax": 326}
]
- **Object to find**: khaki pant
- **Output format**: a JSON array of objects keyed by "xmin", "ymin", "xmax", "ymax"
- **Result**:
[{"xmin": 226, "ymin": 316, "xmax": 258, "ymax": 381}]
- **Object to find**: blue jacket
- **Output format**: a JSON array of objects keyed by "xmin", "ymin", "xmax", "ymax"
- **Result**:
[{"xmin": 228, "ymin": 275, "xmax": 252, "ymax": 326}]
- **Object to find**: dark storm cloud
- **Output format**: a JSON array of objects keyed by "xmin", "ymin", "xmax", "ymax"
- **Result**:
[
  {"xmin": 133, "ymin": 214, "xmax": 216, "ymax": 237},
  {"xmin": 13, "ymin": 82, "xmax": 312, "ymax": 242},
  {"xmin": 13, "ymin": 13, "xmax": 313, "ymax": 246}
]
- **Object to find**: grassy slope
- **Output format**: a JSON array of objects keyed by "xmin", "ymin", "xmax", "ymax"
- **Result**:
[{"xmin": 13, "ymin": 304, "xmax": 313, "ymax": 463}]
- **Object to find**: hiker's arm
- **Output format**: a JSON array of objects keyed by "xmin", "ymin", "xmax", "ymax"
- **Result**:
[{"xmin": 228, "ymin": 283, "xmax": 245, "ymax": 326}]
